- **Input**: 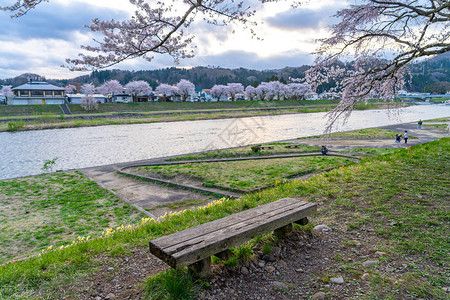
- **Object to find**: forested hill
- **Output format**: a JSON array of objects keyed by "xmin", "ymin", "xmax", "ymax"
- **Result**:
[
  {"xmin": 407, "ymin": 52, "xmax": 450, "ymax": 93},
  {"xmin": 1, "ymin": 53, "xmax": 449, "ymax": 93},
  {"xmin": 60, "ymin": 66, "xmax": 311, "ymax": 90}
]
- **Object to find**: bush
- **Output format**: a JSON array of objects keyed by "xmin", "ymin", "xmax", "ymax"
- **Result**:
[
  {"xmin": 146, "ymin": 269, "xmax": 199, "ymax": 300},
  {"xmin": 7, "ymin": 121, "xmax": 26, "ymax": 131},
  {"xmin": 251, "ymin": 145, "xmax": 262, "ymax": 153}
]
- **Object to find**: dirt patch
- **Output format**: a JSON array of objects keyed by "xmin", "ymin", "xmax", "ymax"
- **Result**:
[
  {"xmin": 199, "ymin": 226, "xmax": 413, "ymax": 300},
  {"xmin": 60, "ymin": 247, "xmax": 168, "ymax": 300}
]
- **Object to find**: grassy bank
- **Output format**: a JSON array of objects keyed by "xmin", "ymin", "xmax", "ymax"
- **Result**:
[
  {"xmin": 298, "ymin": 127, "xmax": 418, "ymax": 140},
  {"xmin": 0, "ymin": 100, "xmax": 341, "ymax": 116},
  {"xmin": 0, "ymin": 101, "xmax": 387, "ymax": 132},
  {"xmin": 0, "ymin": 138, "xmax": 448, "ymax": 298}
]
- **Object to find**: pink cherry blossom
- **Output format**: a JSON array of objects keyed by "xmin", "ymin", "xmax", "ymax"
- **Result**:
[
  {"xmin": 226, "ymin": 83, "xmax": 244, "ymax": 101},
  {"xmin": 211, "ymin": 85, "xmax": 228, "ymax": 101},
  {"xmin": 64, "ymin": 84, "xmax": 77, "ymax": 94},
  {"xmin": 97, "ymin": 80, "xmax": 123, "ymax": 97},
  {"xmin": 155, "ymin": 84, "xmax": 178, "ymax": 102},
  {"xmin": 125, "ymin": 81, "xmax": 152, "ymax": 102},
  {"xmin": 176, "ymin": 79, "xmax": 195, "ymax": 102}
]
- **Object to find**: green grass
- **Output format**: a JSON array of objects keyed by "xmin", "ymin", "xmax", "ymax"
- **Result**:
[
  {"xmin": 149, "ymin": 199, "xmax": 210, "ymax": 211},
  {"xmin": 138, "ymin": 156, "xmax": 353, "ymax": 191},
  {"xmin": 0, "ymin": 138, "xmax": 448, "ymax": 299},
  {"xmin": 424, "ymin": 117, "xmax": 450, "ymax": 122},
  {"xmin": 424, "ymin": 124, "xmax": 449, "ymax": 131},
  {"xmin": 340, "ymin": 148, "xmax": 398, "ymax": 157},
  {"xmin": 298, "ymin": 128, "xmax": 417, "ymax": 139},
  {"xmin": 146, "ymin": 268, "xmax": 200, "ymax": 300},
  {"xmin": 0, "ymin": 105, "xmax": 62, "ymax": 116},
  {"xmin": 0, "ymin": 172, "xmax": 146, "ymax": 264},
  {"xmin": 167, "ymin": 143, "xmax": 320, "ymax": 161}
]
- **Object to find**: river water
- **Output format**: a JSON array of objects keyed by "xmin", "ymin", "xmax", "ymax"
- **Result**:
[{"xmin": 0, "ymin": 105, "xmax": 449, "ymax": 180}]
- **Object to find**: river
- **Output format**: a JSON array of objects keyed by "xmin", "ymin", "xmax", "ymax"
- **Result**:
[{"xmin": 0, "ymin": 105, "xmax": 449, "ymax": 180}]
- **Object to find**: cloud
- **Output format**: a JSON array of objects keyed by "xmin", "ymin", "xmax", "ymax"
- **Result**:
[
  {"xmin": 178, "ymin": 49, "xmax": 315, "ymax": 70},
  {"xmin": 0, "ymin": 2, "xmax": 128, "ymax": 40},
  {"xmin": 266, "ymin": 6, "xmax": 340, "ymax": 31}
]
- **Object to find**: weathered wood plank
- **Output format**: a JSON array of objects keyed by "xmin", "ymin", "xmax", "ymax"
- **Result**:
[
  {"xmin": 153, "ymin": 200, "xmax": 314, "ymax": 256},
  {"xmin": 149, "ymin": 198, "xmax": 316, "ymax": 269},
  {"xmin": 150, "ymin": 198, "xmax": 308, "ymax": 249},
  {"xmin": 169, "ymin": 203, "xmax": 315, "ymax": 268}
]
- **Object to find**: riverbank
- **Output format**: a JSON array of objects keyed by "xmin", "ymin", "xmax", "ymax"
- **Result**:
[
  {"xmin": 0, "ymin": 100, "xmax": 386, "ymax": 132},
  {"xmin": 0, "ymin": 123, "xmax": 448, "ymax": 299}
]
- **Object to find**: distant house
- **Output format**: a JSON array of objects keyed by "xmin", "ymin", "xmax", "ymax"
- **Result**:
[
  {"xmin": 190, "ymin": 88, "xmax": 215, "ymax": 102},
  {"xmin": 112, "ymin": 93, "xmax": 133, "ymax": 103},
  {"xmin": 10, "ymin": 81, "xmax": 65, "ymax": 105},
  {"xmin": 67, "ymin": 93, "xmax": 107, "ymax": 104}
]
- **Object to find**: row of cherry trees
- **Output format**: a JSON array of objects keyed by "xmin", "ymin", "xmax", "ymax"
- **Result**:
[
  {"xmin": 211, "ymin": 82, "xmax": 312, "ymax": 101},
  {"xmin": 65, "ymin": 79, "xmax": 196, "ymax": 102},
  {"xmin": 63, "ymin": 79, "xmax": 312, "ymax": 103}
]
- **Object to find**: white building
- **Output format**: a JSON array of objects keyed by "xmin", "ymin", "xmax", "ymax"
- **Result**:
[
  {"xmin": 67, "ymin": 93, "xmax": 107, "ymax": 104},
  {"xmin": 10, "ymin": 81, "xmax": 65, "ymax": 105}
]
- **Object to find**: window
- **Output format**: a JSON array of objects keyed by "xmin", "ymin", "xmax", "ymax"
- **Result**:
[
  {"xmin": 54, "ymin": 91, "xmax": 63, "ymax": 96},
  {"xmin": 19, "ymin": 91, "xmax": 29, "ymax": 97},
  {"xmin": 31, "ymin": 90, "xmax": 44, "ymax": 96}
]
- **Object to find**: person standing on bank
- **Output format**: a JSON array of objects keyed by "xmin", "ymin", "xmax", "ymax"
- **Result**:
[
  {"xmin": 404, "ymin": 131, "xmax": 408, "ymax": 144},
  {"xmin": 418, "ymin": 120, "xmax": 422, "ymax": 129}
]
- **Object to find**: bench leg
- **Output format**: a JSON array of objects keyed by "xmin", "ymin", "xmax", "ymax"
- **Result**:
[
  {"xmin": 215, "ymin": 249, "xmax": 234, "ymax": 261},
  {"xmin": 274, "ymin": 223, "xmax": 293, "ymax": 238},
  {"xmin": 188, "ymin": 257, "xmax": 211, "ymax": 278},
  {"xmin": 294, "ymin": 217, "xmax": 309, "ymax": 226}
]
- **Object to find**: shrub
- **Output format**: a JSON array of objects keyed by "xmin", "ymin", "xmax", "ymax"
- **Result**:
[
  {"xmin": 146, "ymin": 269, "xmax": 199, "ymax": 300},
  {"xmin": 251, "ymin": 145, "xmax": 261, "ymax": 152},
  {"xmin": 7, "ymin": 121, "xmax": 26, "ymax": 131}
]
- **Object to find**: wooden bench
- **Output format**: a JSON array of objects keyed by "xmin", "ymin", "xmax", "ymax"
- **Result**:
[
  {"xmin": 285, "ymin": 144, "xmax": 300, "ymax": 148},
  {"xmin": 149, "ymin": 197, "xmax": 317, "ymax": 277},
  {"xmin": 261, "ymin": 145, "xmax": 274, "ymax": 150}
]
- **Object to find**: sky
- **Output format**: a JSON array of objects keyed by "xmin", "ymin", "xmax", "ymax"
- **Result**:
[{"xmin": 0, "ymin": 0, "xmax": 346, "ymax": 80}]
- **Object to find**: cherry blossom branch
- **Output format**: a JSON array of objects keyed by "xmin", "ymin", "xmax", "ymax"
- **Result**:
[
  {"xmin": 307, "ymin": 0, "xmax": 449, "ymax": 132},
  {"xmin": 0, "ymin": 0, "xmax": 48, "ymax": 17}
]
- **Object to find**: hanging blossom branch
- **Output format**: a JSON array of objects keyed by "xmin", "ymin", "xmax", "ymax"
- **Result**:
[
  {"xmin": 305, "ymin": 0, "xmax": 450, "ymax": 132},
  {"xmin": 1, "ymin": 0, "xmax": 290, "ymax": 70},
  {"xmin": 0, "ymin": 0, "xmax": 48, "ymax": 17},
  {"xmin": 64, "ymin": 0, "xmax": 261, "ymax": 71}
]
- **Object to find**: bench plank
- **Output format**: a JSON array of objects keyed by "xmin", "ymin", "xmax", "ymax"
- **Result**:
[
  {"xmin": 149, "ymin": 198, "xmax": 316, "ymax": 269},
  {"xmin": 151, "ymin": 198, "xmax": 308, "ymax": 249}
]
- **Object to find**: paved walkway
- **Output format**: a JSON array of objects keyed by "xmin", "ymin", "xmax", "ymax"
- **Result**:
[{"xmin": 80, "ymin": 121, "xmax": 449, "ymax": 217}]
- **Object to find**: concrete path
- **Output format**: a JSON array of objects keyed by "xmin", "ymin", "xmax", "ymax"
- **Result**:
[
  {"xmin": 80, "ymin": 121, "xmax": 449, "ymax": 217},
  {"xmin": 80, "ymin": 163, "xmax": 214, "ymax": 218}
]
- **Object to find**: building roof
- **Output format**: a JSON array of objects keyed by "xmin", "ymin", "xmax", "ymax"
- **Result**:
[{"xmin": 12, "ymin": 82, "xmax": 65, "ymax": 91}]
